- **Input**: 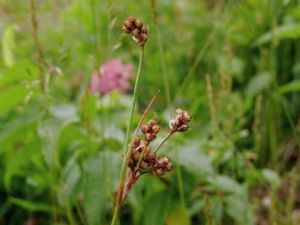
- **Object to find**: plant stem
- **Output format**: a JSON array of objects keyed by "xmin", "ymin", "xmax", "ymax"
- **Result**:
[
  {"xmin": 110, "ymin": 48, "xmax": 144, "ymax": 225},
  {"xmin": 154, "ymin": 131, "xmax": 173, "ymax": 153},
  {"xmin": 175, "ymin": 149, "xmax": 185, "ymax": 207},
  {"xmin": 89, "ymin": 0, "xmax": 100, "ymax": 64},
  {"xmin": 151, "ymin": 0, "xmax": 171, "ymax": 108},
  {"xmin": 30, "ymin": 0, "xmax": 46, "ymax": 94},
  {"xmin": 132, "ymin": 90, "xmax": 160, "ymax": 139}
]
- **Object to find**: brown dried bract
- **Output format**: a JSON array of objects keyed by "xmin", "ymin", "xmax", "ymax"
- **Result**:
[
  {"xmin": 169, "ymin": 109, "xmax": 192, "ymax": 133},
  {"xmin": 122, "ymin": 16, "xmax": 148, "ymax": 48}
]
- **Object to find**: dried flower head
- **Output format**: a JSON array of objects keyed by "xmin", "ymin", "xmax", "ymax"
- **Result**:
[
  {"xmin": 89, "ymin": 59, "xmax": 132, "ymax": 95},
  {"xmin": 124, "ymin": 109, "xmax": 191, "ymax": 202},
  {"xmin": 141, "ymin": 118, "xmax": 160, "ymax": 142},
  {"xmin": 122, "ymin": 16, "xmax": 148, "ymax": 48},
  {"xmin": 169, "ymin": 109, "xmax": 192, "ymax": 133},
  {"xmin": 129, "ymin": 139, "xmax": 173, "ymax": 176}
]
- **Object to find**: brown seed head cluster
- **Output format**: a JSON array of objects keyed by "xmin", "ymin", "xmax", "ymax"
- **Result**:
[
  {"xmin": 142, "ymin": 119, "xmax": 160, "ymax": 142},
  {"xmin": 128, "ymin": 109, "xmax": 191, "ymax": 177},
  {"xmin": 123, "ymin": 109, "xmax": 191, "ymax": 201},
  {"xmin": 169, "ymin": 109, "xmax": 192, "ymax": 133},
  {"xmin": 122, "ymin": 16, "xmax": 148, "ymax": 48},
  {"xmin": 129, "ymin": 118, "xmax": 173, "ymax": 176}
]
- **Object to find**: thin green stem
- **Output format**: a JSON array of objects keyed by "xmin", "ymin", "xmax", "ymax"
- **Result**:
[
  {"xmin": 175, "ymin": 149, "xmax": 185, "ymax": 207},
  {"xmin": 111, "ymin": 48, "xmax": 144, "ymax": 225},
  {"xmin": 154, "ymin": 131, "xmax": 173, "ymax": 153},
  {"xmin": 89, "ymin": 0, "xmax": 100, "ymax": 64},
  {"xmin": 151, "ymin": 0, "xmax": 171, "ymax": 108}
]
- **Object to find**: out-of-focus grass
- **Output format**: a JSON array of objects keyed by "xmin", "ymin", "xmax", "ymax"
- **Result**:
[{"xmin": 1, "ymin": 0, "xmax": 300, "ymax": 224}]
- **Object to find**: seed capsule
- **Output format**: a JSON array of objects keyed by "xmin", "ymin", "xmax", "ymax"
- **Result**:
[
  {"xmin": 132, "ymin": 28, "xmax": 140, "ymax": 36},
  {"xmin": 135, "ymin": 19, "xmax": 143, "ymax": 28},
  {"xmin": 132, "ymin": 152, "xmax": 140, "ymax": 161},
  {"xmin": 133, "ymin": 135, "xmax": 140, "ymax": 146},
  {"xmin": 144, "ymin": 150, "xmax": 156, "ymax": 161},
  {"xmin": 152, "ymin": 125, "xmax": 160, "ymax": 133},
  {"xmin": 157, "ymin": 157, "xmax": 170, "ymax": 166},
  {"xmin": 140, "ymin": 161, "xmax": 150, "ymax": 170},
  {"xmin": 154, "ymin": 168, "xmax": 164, "ymax": 176},
  {"xmin": 165, "ymin": 163, "xmax": 173, "ymax": 172}
]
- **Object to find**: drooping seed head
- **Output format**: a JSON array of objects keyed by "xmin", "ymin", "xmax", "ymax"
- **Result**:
[
  {"xmin": 169, "ymin": 109, "xmax": 192, "ymax": 133},
  {"xmin": 122, "ymin": 16, "xmax": 148, "ymax": 48}
]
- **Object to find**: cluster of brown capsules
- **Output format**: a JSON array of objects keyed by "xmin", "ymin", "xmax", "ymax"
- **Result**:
[
  {"xmin": 128, "ymin": 109, "xmax": 192, "ymax": 177},
  {"xmin": 128, "ymin": 119, "xmax": 173, "ymax": 176},
  {"xmin": 122, "ymin": 16, "xmax": 148, "ymax": 48}
]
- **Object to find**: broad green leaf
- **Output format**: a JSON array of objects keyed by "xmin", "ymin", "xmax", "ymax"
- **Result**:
[
  {"xmin": 225, "ymin": 194, "xmax": 255, "ymax": 225},
  {"xmin": 82, "ymin": 154, "xmax": 108, "ymax": 225},
  {"xmin": 9, "ymin": 197, "xmax": 52, "ymax": 213},
  {"xmin": 143, "ymin": 190, "xmax": 173, "ymax": 225},
  {"xmin": 61, "ymin": 156, "xmax": 81, "ymax": 197},
  {"xmin": 277, "ymin": 80, "xmax": 300, "ymax": 94},
  {"xmin": 0, "ymin": 84, "xmax": 28, "ymax": 116},
  {"xmin": 166, "ymin": 206, "xmax": 190, "ymax": 225},
  {"xmin": 245, "ymin": 72, "xmax": 273, "ymax": 97},
  {"xmin": 255, "ymin": 23, "xmax": 300, "ymax": 45},
  {"xmin": 0, "ymin": 60, "xmax": 39, "ymax": 86},
  {"xmin": 1, "ymin": 25, "xmax": 15, "ymax": 67},
  {"xmin": 38, "ymin": 104, "xmax": 78, "ymax": 168},
  {"xmin": 0, "ymin": 109, "xmax": 40, "ymax": 151},
  {"xmin": 207, "ymin": 175, "xmax": 242, "ymax": 195},
  {"xmin": 262, "ymin": 169, "xmax": 281, "ymax": 188},
  {"xmin": 38, "ymin": 119, "xmax": 63, "ymax": 169},
  {"xmin": 174, "ymin": 142, "xmax": 214, "ymax": 177}
]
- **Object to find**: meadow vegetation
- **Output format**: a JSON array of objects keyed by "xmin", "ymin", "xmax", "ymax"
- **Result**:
[{"xmin": 1, "ymin": 0, "xmax": 300, "ymax": 224}]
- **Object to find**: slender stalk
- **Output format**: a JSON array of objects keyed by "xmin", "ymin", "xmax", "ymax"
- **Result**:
[
  {"xmin": 135, "ymin": 142, "xmax": 149, "ymax": 172},
  {"xmin": 111, "ymin": 48, "xmax": 144, "ymax": 225},
  {"xmin": 150, "ymin": 2, "xmax": 187, "ymax": 211},
  {"xmin": 30, "ymin": 0, "xmax": 46, "ymax": 93},
  {"xmin": 132, "ymin": 90, "xmax": 160, "ymax": 139},
  {"xmin": 154, "ymin": 131, "xmax": 173, "ymax": 153},
  {"xmin": 89, "ymin": 0, "xmax": 100, "ymax": 64},
  {"xmin": 133, "ymin": 91, "xmax": 160, "ymax": 171},
  {"xmin": 151, "ymin": 0, "xmax": 171, "ymax": 108},
  {"xmin": 175, "ymin": 149, "xmax": 185, "ymax": 207}
]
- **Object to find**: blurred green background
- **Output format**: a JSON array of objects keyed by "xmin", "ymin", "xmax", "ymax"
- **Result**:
[{"xmin": 1, "ymin": 0, "xmax": 300, "ymax": 224}]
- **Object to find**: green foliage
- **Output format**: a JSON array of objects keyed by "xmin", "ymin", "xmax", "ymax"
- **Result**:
[{"xmin": 0, "ymin": 0, "xmax": 299, "ymax": 224}]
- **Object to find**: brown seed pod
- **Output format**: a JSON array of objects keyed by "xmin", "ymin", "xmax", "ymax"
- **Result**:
[
  {"xmin": 154, "ymin": 168, "xmax": 164, "ymax": 176},
  {"xmin": 132, "ymin": 152, "xmax": 140, "ymax": 161},
  {"xmin": 169, "ymin": 109, "xmax": 192, "ymax": 133},
  {"xmin": 133, "ymin": 135, "xmax": 140, "ymax": 147},
  {"xmin": 164, "ymin": 163, "xmax": 173, "ymax": 172},
  {"xmin": 122, "ymin": 16, "xmax": 148, "ymax": 48}
]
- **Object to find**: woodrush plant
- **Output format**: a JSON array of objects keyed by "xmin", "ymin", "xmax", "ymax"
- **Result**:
[{"xmin": 110, "ymin": 16, "xmax": 192, "ymax": 225}]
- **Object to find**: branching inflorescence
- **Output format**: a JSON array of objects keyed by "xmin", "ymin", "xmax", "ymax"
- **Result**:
[
  {"xmin": 124, "ymin": 110, "xmax": 192, "ymax": 200},
  {"xmin": 111, "ymin": 16, "xmax": 191, "ymax": 225}
]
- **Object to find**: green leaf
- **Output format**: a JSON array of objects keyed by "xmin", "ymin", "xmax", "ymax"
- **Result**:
[
  {"xmin": 38, "ymin": 105, "xmax": 78, "ymax": 168},
  {"xmin": 82, "ymin": 154, "xmax": 108, "ymax": 225},
  {"xmin": 207, "ymin": 175, "xmax": 242, "ymax": 195},
  {"xmin": 0, "ymin": 60, "xmax": 39, "ymax": 86},
  {"xmin": 225, "ymin": 194, "xmax": 255, "ymax": 225},
  {"xmin": 262, "ymin": 169, "xmax": 281, "ymax": 189},
  {"xmin": 174, "ymin": 142, "xmax": 214, "ymax": 177},
  {"xmin": 61, "ymin": 156, "xmax": 81, "ymax": 197},
  {"xmin": 1, "ymin": 25, "xmax": 16, "ymax": 67},
  {"xmin": 255, "ymin": 23, "xmax": 300, "ymax": 45},
  {"xmin": 277, "ymin": 80, "xmax": 300, "ymax": 94},
  {"xmin": 166, "ymin": 206, "xmax": 190, "ymax": 225},
  {"xmin": 245, "ymin": 72, "xmax": 273, "ymax": 97},
  {"xmin": 0, "ymin": 84, "xmax": 28, "ymax": 116},
  {"xmin": 9, "ymin": 197, "xmax": 52, "ymax": 213},
  {"xmin": 143, "ymin": 190, "xmax": 173, "ymax": 225}
]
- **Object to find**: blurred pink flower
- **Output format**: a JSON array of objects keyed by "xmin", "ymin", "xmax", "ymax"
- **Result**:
[{"xmin": 89, "ymin": 59, "xmax": 133, "ymax": 95}]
